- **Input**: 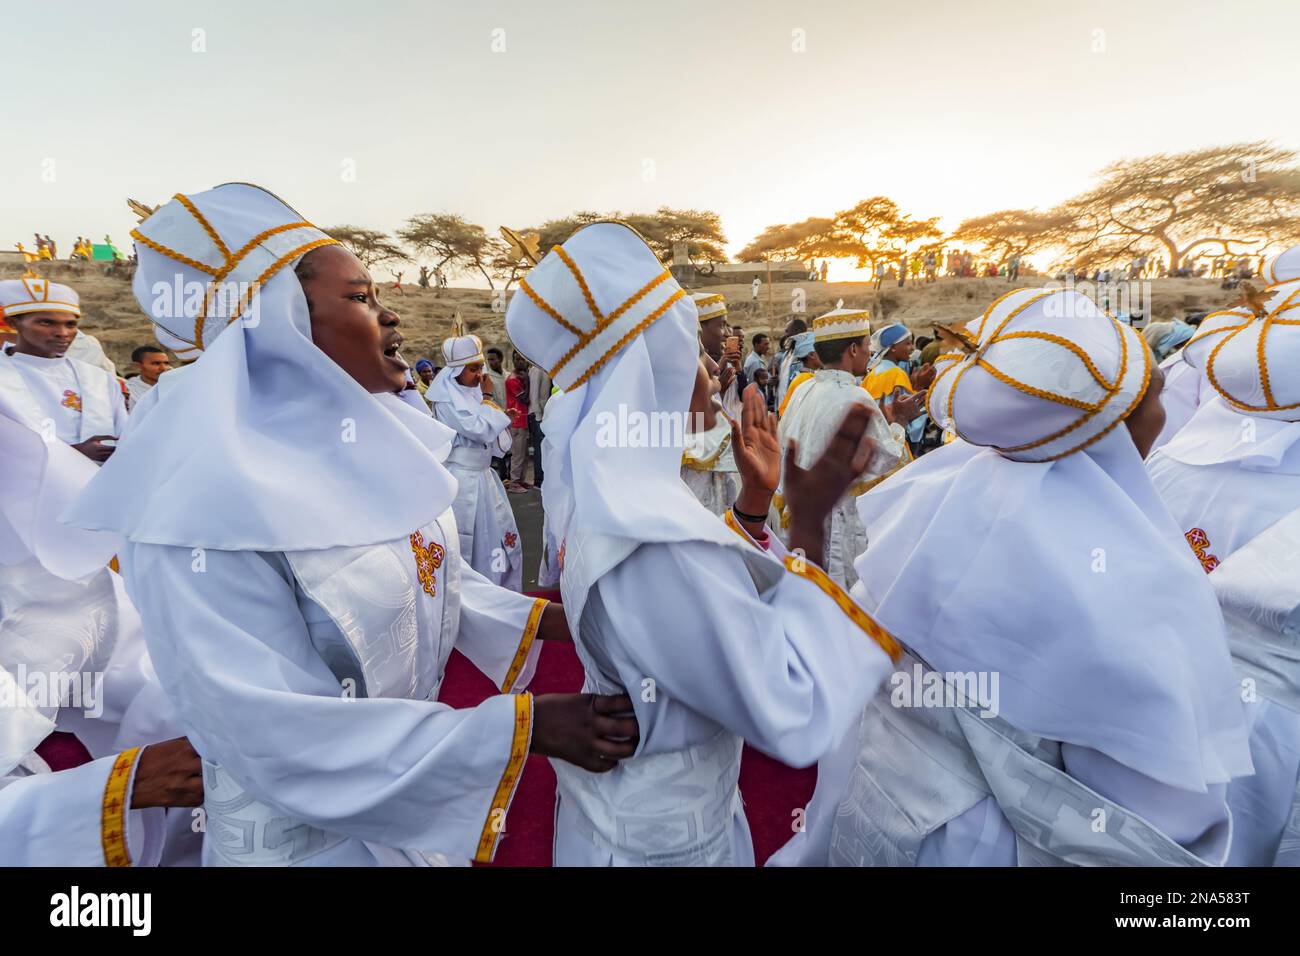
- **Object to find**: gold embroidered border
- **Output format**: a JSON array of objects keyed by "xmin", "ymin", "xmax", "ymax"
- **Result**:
[
  {"xmin": 782, "ymin": 555, "xmax": 902, "ymax": 661},
  {"xmin": 474, "ymin": 693, "xmax": 532, "ymax": 863},
  {"xmin": 101, "ymin": 746, "xmax": 142, "ymax": 867},
  {"xmin": 499, "ymin": 600, "xmax": 547, "ymax": 693}
]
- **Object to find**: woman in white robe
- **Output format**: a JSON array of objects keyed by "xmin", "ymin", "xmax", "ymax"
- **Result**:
[
  {"xmin": 1147, "ymin": 251, "xmax": 1300, "ymax": 865},
  {"xmin": 66, "ymin": 185, "xmax": 637, "ymax": 866},
  {"xmin": 428, "ymin": 336, "xmax": 523, "ymax": 591},
  {"xmin": 505, "ymin": 222, "xmax": 899, "ymax": 866},
  {"xmin": 772, "ymin": 288, "xmax": 1254, "ymax": 867}
]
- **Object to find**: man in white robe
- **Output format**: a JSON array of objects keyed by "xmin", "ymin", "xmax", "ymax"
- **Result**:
[
  {"xmin": 772, "ymin": 288, "xmax": 1254, "ymax": 867},
  {"xmin": 429, "ymin": 335, "xmax": 524, "ymax": 591},
  {"xmin": 66, "ymin": 185, "xmax": 639, "ymax": 866},
  {"xmin": 506, "ymin": 222, "xmax": 898, "ymax": 866},
  {"xmin": 774, "ymin": 307, "xmax": 901, "ymax": 587},
  {"xmin": 680, "ymin": 292, "xmax": 741, "ymax": 514},
  {"xmin": 0, "ymin": 277, "xmax": 127, "ymax": 457},
  {"xmin": 1147, "ymin": 250, "xmax": 1300, "ymax": 864}
]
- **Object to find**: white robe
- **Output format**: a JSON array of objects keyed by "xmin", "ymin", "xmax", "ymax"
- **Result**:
[
  {"xmin": 551, "ymin": 523, "xmax": 896, "ymax": 866},
  {"xmin": 1151, "ymin": 350, "xmax": 1208, "ymax": 451},
  {"xmin": 0, "ymin": 559, "xmax": 198, "ymax": 866},
  {"xmin": 773, "ymin": 369, "xmax": 900, "ymax": 589},
  {"xmin": 1148, "ymin": 402, "xmax": 1300, "ymax": 866},
  {"xmin": 432, "ymin": 397, "xmax": 523, "ymax": 591},
  {"xmin": 0, "ymin": 349, "xmax": 127, "ymax": 444},
  {"xmin": 120, "ymin": 511, "xmax": 545, "ymax": 866},
  {"xmin": 680, "ymin": 419, "xmax": 740, "ymax": 517}
]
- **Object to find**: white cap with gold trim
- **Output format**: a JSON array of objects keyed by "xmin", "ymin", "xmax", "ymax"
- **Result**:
[
  {"xmin": 0, "ymin": 277, "xmax": 81, "ymax": 321},
  {"xmin": 690, "ymin": 291, "xmax": 727, "ymax": 324},
  {"xmin": 811, "ymin": 304, "xmax": 870, "ymax": 343}
]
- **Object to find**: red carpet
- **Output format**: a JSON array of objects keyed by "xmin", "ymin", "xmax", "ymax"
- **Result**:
[{"xmin": 439, "ymin": 602, "xmax": 816, "ymax": 866}]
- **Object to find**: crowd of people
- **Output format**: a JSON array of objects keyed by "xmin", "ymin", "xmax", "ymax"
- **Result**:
[{"xmin": 1, "ymin": 182, "xmax": 1297, "ymax": 869}]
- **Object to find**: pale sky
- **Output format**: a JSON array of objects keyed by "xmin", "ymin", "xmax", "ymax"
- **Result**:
[{"xmin": 5, "ymin": 0, "xmax": 1297, "ymax": 280}]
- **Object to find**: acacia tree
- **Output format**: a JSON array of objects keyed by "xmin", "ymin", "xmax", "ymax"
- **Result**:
[
  {"xmin": 522, "ymin": 208, "xmax": 728, "ymax": 266},
  {"xmin": 1059, "ymin": 142, "xmax": 1300, "ymax": 270},
  {"xmin": 948, "ymin": 208, "xmax": 1073, "ymax": 267},
  {"xmin": 323, "ymin": 225, "xmax": 407, "ymax": 268},
  {"xmin": 397, "ymin": 213, "xmax": 497, "ymax": 286},
  {"xmin": 736, "ymin": 217, "xmax": 848, "ymax": 262}
]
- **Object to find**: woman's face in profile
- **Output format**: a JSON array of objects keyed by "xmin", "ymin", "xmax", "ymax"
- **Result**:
[{"xmin": 299, "ymin": 245, "xmax": 408, "ymax": 394}]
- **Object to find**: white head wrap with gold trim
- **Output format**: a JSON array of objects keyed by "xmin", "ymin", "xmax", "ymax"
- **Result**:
[
  {"xmin": 690, "ymin": 291, "xmax": 727, "ymax": 325},
  {"xmin": 506, "ymin": 222, "xmax": 733, "ymax": 621},
  {"xmin": 1260, "ymin": 244, "xmax": 1300, "ymax": 288},
  {"xmin": 1180, "ymin": 304, "xmax": 1300, "ymax": 422},
  {"xmin": 810, "ymin": 307, "xmax": 870, "ymax": 343},
  {"xmin": 65, "ymin": 183, "xmax": 458, "ymax": 550},
  {"xmin": 440, "ymin": 334, "xmax": 484, "ymax": 369},
  {"xmin": 939, "ymin": 288, "xmax": 1151, "ymax": 462},
  {"xmin": 850, "ymin": 287, "xmax": 1253, "ymax": 792},
  {"xmin": 0, "ymin": 277, "xmax": 81, "ymax": 321}
]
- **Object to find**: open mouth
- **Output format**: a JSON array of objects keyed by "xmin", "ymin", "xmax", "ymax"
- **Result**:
[{"xmin": 382, "ymin": 338, "xmax": 408, "ymax": 370}]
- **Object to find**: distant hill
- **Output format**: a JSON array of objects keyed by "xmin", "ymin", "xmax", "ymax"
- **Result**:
[{"xmin": 3, "ymin": 260, "xmax": 1242, "ymax": 373}]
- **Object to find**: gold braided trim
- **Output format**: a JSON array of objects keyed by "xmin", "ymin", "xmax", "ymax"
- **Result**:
[
  {"xmin": 978, "ymin": 291, "xmax": 1057, "ymax": 351},
  {"xmin": 500, "ymin": 600, "xmax": 547, "ymax": 693},
  {"xmin": 101, "ymin": 746, "xmax": 142, "ymax": 867},
  {"xmin": 723, "ymin": 508, "xmax": 765, "ymax": 549},
  {"xmin": 813, "ymin": 328, "xmax": 871, "ymax": 343},
  {"xmin": 1205, "ymin": 316, "xmax": 1300, "ymax": 413},
  {"xmin": 559, "ymin": 289, "xmax": 686, "ymax": 390},
  {"xmin": 974, "ymin": 288, "xmax": 1030, "ymax": 340},
  {"xmin": 782, "ymin": 556, "xmax": 901, "ymax": 661},
  {"xmin": 693, "ymin": 293, "xmax": 725, "ymax": 307},
  {"xmin": 129, "ymin": 228, "xmax": 219, "ymax": 278},
  {"xmin": 681, "ymin": 431, "xmax": 731, "ymax": 470},
  {"xmin": 200, "ymin": 221, "xmax": 314, "ymax": 323},
  {"xmin": 973, "ymin": 358, "xmax": 1102, "ymax": 412},
  {"xmin": 554, "ymin": 246, "xmax": 602, "ymax": 322},
  {"xmin": 174, "ymin": 193, "xmax": 232, "ymax": 260},
  {"xmin": 1258, "ymin": 313, "xmax": 1276, "ymax": 409},
  {"xmin": 548, "ymin": 270, "xmax": 673, "ymax": 381},
  {"xmin": 519, "ymin": 276, "xmax": 584, "ymax": 338},
  {"xmin": 1030, "ymin": 334, "xmax": 1151, "ymax": 462},
  {"xmin": 225, "ymin": 238, "xmax": 340, "ymax": 334},
  {"xmin": 474, "ymin": 693, "xmax": 532, "ymax": 863},
  {"xmin": 482, "ymin": 398, "xmax": 505, "ymax": 413},
  {"xmin": 993, "ymin": 330, "xmax": 1119, "ymax": 392}
]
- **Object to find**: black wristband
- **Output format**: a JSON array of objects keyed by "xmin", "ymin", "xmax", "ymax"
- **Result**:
[{"xmin": 731, "ymin": 504, "xmax": 768, "ymax": 524}]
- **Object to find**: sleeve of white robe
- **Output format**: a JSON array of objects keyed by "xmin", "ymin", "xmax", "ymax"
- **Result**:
[
  {"xmin": 432, "ymin": 399, "xmax": 510, "ymax": 445},
  {"xmin": 595, "ymin": 540, "xmax": 896, "ymax": 768},
  {"xmin": 455, "ymin": 557, "xmax": 545, "ymax": 693},
  {"xmin": 122, "ymin": 542, "xmax": 532, "ymax": 862},
  {"xmin": 0, "ymin": 754, "xmax": 165, "ymax": 866}
]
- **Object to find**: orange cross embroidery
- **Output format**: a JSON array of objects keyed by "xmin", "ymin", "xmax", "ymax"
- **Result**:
[
  {"xmin": 503, "ymin": 531, "xmax": 518, "ymax": 549},
  {"xmin": 409, "ymin": 530, "xmax": 445, "ymax": 597},
  {"xmin": 61, "ymin": 389, "xmax": 82, "ymax": 411},
  {"xmin": 1185, "ymin": 527, "xmax": 1220, "ymax": 574},
  {"xmin": 557, "ymin": 539, "xmax": 566, "ymax": 572}
]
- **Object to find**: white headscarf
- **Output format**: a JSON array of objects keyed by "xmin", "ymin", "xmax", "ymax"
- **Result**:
[
  {"xmin": 65, "ymin": 184, "xmax": 457, "ymax": 551},
  {"xmin": 504, "ymin": 223, "xmax": 731, "ymax": 610},
  {"xmin": 427, "ymin": 335, "xmax": 489, "ymax": 417},
  {"xmin": 854, "ymin": 288, "xmax": 1252, "ymax": 792}
]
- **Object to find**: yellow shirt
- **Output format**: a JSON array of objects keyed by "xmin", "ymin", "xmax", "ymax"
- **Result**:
[{"xmin": 863, "ymin": 363, "xmax": 913, "ymax": 402}]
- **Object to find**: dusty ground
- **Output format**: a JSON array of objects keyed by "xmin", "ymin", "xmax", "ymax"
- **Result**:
[{"xmin": 2, "ymin": 260, "xmax": 1243, "ymax": 372}]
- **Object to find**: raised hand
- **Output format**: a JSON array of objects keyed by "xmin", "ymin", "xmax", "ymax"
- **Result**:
[
  {"xmin": 730, "ymin": 383, "xmax": 780, "ymax": 499},
  {"xmin": 531, "ymin": 693, "xmax": 639, "ymax": 773}
]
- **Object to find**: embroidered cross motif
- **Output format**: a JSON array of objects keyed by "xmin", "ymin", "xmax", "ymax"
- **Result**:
[
  {"xmin": 409, "ymin": 530, "xmax": 445, "ymax": 597},
  {"xmin": 1185, "ymin": 527, "xmax": 1220, "ymax": 574},
  {"xmin": 503, "ymin": 531, "xmax": 518, "ymax": 550},
  {"xmin": 557, "ymin": 539, "xmax": 566, "ymax": 572},
  {"xmin": 61, "ymin": 389, "xmax": 82, "ymax": 411}
]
